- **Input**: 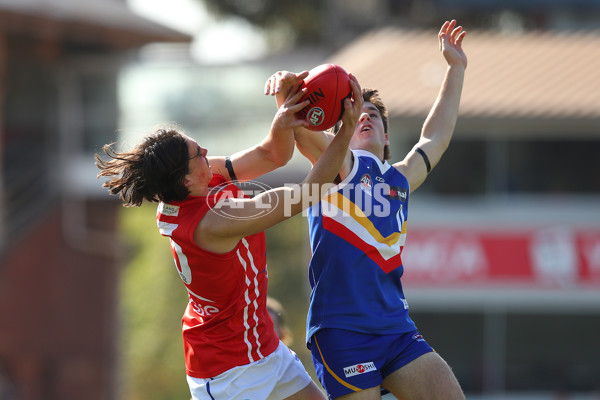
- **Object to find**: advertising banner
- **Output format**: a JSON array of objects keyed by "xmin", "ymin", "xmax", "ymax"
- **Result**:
[{"xmin": 402, "ymin": 227, "xmax": 600, "ymax": 287}]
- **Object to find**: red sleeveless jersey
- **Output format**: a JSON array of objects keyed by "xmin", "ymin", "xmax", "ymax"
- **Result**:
[{"xmin": 156, "ymin": 174, "xmax": 278, "ymax": 378}]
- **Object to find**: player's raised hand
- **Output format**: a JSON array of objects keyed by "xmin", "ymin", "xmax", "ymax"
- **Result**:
[
  {"xmin": 338, "ymin": 73, "xmax": 363, "ymax": 137},
  {"xmin": 264, "ymin": 70, "xmax": 309, "ymax": 97},
  {"xmin": 439, "ymin": 20, "xmax": 467, "ymax": 69}
]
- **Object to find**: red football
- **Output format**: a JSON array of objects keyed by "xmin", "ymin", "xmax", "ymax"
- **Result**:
[{"xmin": 297, "ymin": 64, "xmax": 352, "ymax": 131}]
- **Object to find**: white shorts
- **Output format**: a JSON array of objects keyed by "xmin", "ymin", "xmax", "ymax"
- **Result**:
[{"xmin": 187, "ymin": 341, "xmax": 313, "ymax": 400}]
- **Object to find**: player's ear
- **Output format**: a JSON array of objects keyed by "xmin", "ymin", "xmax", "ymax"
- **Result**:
[
  {"xmin": 183, "ymin": 174, "xmax": 193, "ymax": 188},
  {"xmin": 385, "ymin": 133, "xmax": 389, "ymax": 146}
]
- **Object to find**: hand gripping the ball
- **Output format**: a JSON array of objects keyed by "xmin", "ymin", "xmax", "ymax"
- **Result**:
[
  {"xmin": 271, "ymin": 86, "xmax": 310, "ymax": 134},
  {"xmin": 265, "ymin": 64, "xmax": 354, "ymax": 132},
  {"xmin": 295, "ymin": 64, "xmax": 352, "ymax": 131},
  {"xmin": 336, "ymin": 73, "xmax": 363, "ymax": 138}
]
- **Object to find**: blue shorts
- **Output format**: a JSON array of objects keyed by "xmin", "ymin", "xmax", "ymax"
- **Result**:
[{"xmin": 310, "ymin": 328, "xmax": 433, "ymax": 399}]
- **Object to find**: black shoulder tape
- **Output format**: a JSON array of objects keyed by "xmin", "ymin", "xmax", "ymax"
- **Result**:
[
  {"xmin": 415, "ymin": 147, "xmax": 431, "ymax": 174},
  {"xmin": 225, "ymin": 156, "xmax": 238, "ymax": 181}
]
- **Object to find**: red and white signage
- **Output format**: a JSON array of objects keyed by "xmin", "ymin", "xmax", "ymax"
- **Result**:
[{"xmin": 402, "ymin": 227, "xmax": 600, "ymax": 288}]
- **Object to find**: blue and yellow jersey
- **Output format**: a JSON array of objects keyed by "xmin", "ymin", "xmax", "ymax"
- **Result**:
[{"xmin": 306, "ymin": 150, "xmax": 416, "ymax": 344}]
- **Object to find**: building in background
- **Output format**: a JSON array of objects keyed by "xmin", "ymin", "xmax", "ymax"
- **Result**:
[
  {"xmin": 0, "ymin": 0, "xmax": 598, "ymax": 399},
  {"xmin": 0, "ymin": 1, "xmax": 189, "ymax": 399}
]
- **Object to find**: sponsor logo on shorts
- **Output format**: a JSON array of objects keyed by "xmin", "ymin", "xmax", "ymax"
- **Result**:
[{"xmin": 343, "ymin": 362, "xmax": 377, "ymax": 378}]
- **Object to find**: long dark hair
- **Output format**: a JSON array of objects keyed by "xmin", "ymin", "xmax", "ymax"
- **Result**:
[{"xmin": 95, "ymin": 128, "xmax": 191, "ymax": 206}]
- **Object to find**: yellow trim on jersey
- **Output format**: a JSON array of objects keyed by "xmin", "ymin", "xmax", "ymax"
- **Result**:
[
  {"xmin": 324, "ymin": 192, "xmax": 405, "ymax": 246},
  {"xmin": 314, "ymin": 336, "xmax": 360, "ymax": 392}
]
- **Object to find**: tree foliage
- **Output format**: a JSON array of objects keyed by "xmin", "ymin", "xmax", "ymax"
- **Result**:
[
  {"xmin": 119, "ymin": 204, "xmax": 190, "ymax": 400},
  {"xmin": 200, "ymin": 0, "xmax": 326, "ymax": 44}
]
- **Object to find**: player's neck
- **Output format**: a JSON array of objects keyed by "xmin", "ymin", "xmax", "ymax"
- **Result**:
[
  {"xmin": 187, "ymin": 184, "xmax": 209, "ymax": 197},
  {"xmin": 352, "ymin": 145, "xmax": 384, "ymax": 162}
]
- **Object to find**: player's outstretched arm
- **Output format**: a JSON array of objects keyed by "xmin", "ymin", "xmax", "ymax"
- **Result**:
[{"xmin": 395, "ymin": 19, "xmax": 467, "ymax": 192}]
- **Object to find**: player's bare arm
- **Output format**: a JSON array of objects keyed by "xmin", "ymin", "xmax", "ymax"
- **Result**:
[
  {"xmin": 206, "ymin": 72, "xmax": 311, "ymax": 182},
  {"xmin": 207, "ymin": 137, "xmax": 293, "ymax": 184},
  {"xmin": 264, "ymin": 68, "xmax": 343, "ymax": 168},
  {"xmin": 292, "ymin": 73, "xmax": 361, "ymax": 179},
  {"xmin": 265, "ymin": 69, "xmax": 331, "ymax": 165},
  {"xmin": 199, "ymin": 78, "xmax": 362, "ymax": 254},
  {"xmin": 394, "ymin": 19, "xmax": 467, "ymax": 192},
  {"xmin": 265, "ymin": 70, "xmax": 360, "ymax": 178}
]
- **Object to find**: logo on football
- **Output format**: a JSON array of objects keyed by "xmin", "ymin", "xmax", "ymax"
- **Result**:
[
  {"xmin": 307, "ymin": 107, "xmax": 325, "ymax": 126},
  {"xmin": 296, "ymin": 64, "xmax": 351, "ymax": 131}
]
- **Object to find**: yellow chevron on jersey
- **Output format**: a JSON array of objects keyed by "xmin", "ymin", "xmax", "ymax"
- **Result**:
[
  {"xmin": 323, "ymin": 191, "xmax": 407, "ymax": 248},
  {"xmin": 306, "ymin": 150, "xmax": 416, "ymax": 342}
]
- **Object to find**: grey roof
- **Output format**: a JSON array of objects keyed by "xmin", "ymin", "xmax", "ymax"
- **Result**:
[
  {"xmin": 329, "ymin": 27, "xmax": 600, "ymax": 120},
  {"xmin": 0, "ymin": 0, "xmax": 190, "ymax": 46}
]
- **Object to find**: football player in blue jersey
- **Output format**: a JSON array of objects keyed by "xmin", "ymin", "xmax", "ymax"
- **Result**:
[{"xmin": 265, "ymin": 20, "xmax": 467, "ymax": 400}]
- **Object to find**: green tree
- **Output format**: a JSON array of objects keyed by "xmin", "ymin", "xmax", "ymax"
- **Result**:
[
  {"xmin": 201, "ymin": 0, "xmax": 326, "ymax": 45},
  {"xmin": 119, "ymin": 204, "xmax": 190, "ymax": 400}
]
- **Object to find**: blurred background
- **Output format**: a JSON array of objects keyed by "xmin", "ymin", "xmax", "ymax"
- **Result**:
[{"xmin": 0, "ymin": 0, "xmax": 599, "ymax": 399}]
